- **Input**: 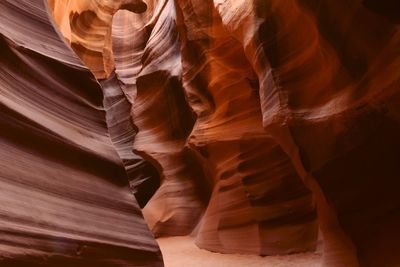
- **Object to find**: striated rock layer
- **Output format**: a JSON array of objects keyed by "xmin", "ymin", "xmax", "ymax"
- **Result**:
[
  {"xmin": 50, "ymin": 0, "xmax": 400, "ymax": 266},
  {"xmin": 3, "ymin": 0, "xmax": 400, "ymax": 267},
  {"xmin": 0, "ymin": 0, "xmax": 163, "ymax": 266},
  {"xmin": 101, "ymin": 72, "xmax": 160, "ymax": 208},
  {"xmin": 47, "ymin": 0, "xmax": 161, "ymax": 208}
]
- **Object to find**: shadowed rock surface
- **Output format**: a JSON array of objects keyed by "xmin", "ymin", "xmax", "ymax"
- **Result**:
[
  {"xmin": 1, "ymin": 0, "xmax": 399, "ymax": 266},
  {"xmin": 0, "ymin": 0, "xmax": 163, "ymax": 266}
]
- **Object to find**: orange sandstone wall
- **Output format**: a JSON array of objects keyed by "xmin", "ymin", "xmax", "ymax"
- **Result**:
[{"xmin": 7, "ymin": 0, "xmax": 400, "ymax": 266}]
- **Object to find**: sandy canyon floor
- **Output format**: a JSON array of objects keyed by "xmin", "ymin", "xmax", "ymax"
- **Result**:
[{"xmin": 157, "ymin": 236, "xmax": 322, "ymax": 267}]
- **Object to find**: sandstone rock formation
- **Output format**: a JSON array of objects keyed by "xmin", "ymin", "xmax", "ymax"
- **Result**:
[
  {"xmin": 0, "ymin": 0, "xmax": 162, "ymax": 266},
  {"xmin": 1, "ymin": 0, "xmax": 400, "ymax": 267}
]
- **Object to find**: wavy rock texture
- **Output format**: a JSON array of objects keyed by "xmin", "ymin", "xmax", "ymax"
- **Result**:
[
  {"xmin": 130, "ymin": 2, "xmax": 207, "ymax": 238},
  {"xmin": 4, "ymin": 0, "xmax": 400, "ymax": 267},
  {"xmin": 47, "ymin": 0, "xmax": 147, "ymax": 79},
  {"xmin": 101, "ymin": 72, "xmax": 160, "ymax": 208},
  {"xmin": 174, "ymin": 0, "xmax": 318, "ymax": 255},
  {"xmin": 217, "ymin": 1, "xmax": 400, "ymax": 267},
  {"xmin": 111, "ymin": 2, "xmax": 209, "ymax": 238},
  {"xmin": 0, "ymin": 0, "xmax": 163, "ymax": 266},
  {"xmin": 47, "ymin": 0, "xmax": 161, "ymax": 208}
]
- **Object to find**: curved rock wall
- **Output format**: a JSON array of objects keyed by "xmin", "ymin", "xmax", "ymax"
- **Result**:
[
  {"xmin": 4, "ymin": 0, "xmax": 400, "ymax": 266},
  {"xmin": 174, "ymin": 0, "xmax": 318, "ymax": 255},
  {"xmin": 47, "ymin": 0, "xmax": 161, "ymax": 208},
  {"xmin": 228, "ymin": 1, "xmax": 400, "ymax": 266},
  {"xmin": 100, "ymin": 73, "xmax": 160, "ymax": 208},
  {"xmin": 0, "ymin": 0, "xmax": 163, "ymax": 266},
  {"xmin": 47, "ymin": 0, "xmax": 147, "ymax": 79}
]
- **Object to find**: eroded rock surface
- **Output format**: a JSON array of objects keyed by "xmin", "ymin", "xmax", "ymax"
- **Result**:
[
  {"xmin": 47, "ymin": 0, "xmax": 400, "ymax": 266},
  {"xmin": 0, "ymin": 0, "xmax": 163, "ymax": 266},
  {"xmin": 2, "ymin": 0, "xmax": 400, "ymax": 267}
]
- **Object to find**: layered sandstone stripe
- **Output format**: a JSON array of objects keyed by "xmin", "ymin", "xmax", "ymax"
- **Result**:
[
  {"xmin": 211, "ymin": 1, "xmax": 400, "ymax": 266},
  {"xmin": 173, "ymin": 0, "xmax": 318, "ymax": 255},
  {"xmin": 0, "ymin": 0, "xmax": 163, "ymax": 266},
  {"xmin": 47, "ymin": 0, "xmax": 162, "ymax": 208},
  {"xmin": 47, "ymin": 0, "xmax": 400, "ymax": 266},
  {"xmin": 47, "ymin": 0, "xmax": 147, "ymax": 79}
]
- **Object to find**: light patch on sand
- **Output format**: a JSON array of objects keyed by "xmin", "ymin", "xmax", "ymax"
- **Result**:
[{"xmin": 157, "ymin": 236, "xmax": 322, "ymax": 267}]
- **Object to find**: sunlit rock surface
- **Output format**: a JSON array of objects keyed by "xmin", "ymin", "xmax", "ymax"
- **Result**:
[{"xmin": 1, "ymin": 0, "xmax": 400, "ymax": 266}]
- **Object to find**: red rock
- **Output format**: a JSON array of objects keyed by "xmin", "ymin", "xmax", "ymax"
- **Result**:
[
  {"xmin": 0, "ymin": 0, "xmax": 162, "ymax": 266},
  {"xmin": 2, "ymin": 0, "xmax": 400, "ymax": 266}
]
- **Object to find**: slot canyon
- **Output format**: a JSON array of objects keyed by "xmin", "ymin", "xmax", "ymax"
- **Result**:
[{"xmin": 0, "ymin": 0, "xmax": 399, "ymax": 266}]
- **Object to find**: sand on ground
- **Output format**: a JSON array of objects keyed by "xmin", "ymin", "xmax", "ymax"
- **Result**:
[{"xmin": 157, "ymin": 236, "xmax": 322, "ymax": 267}]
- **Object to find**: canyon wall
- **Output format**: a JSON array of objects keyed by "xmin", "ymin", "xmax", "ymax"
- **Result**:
[
  {"xmin": 0, "ymin": 0, "xmax": 163, "ymax": 266},
  {"xmin": 1, "ymin": 0, "xmax": 399, "ymax": 267}
]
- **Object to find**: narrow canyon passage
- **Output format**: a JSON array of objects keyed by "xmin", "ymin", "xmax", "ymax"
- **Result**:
[{"xmin": 0, "ymin": 0, "xmax": 399, "ymax": 267}]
